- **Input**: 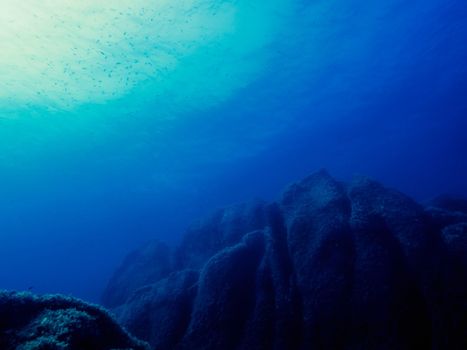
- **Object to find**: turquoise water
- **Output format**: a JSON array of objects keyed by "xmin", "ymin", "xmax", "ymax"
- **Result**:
[{"xmin": 1, "ymin": 0, "xmax": 466, "ymax": 301}]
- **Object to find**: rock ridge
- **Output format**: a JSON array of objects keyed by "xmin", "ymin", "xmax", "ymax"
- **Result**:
[{"xmin": 103, "ymin": 170, "xmax": 467, "ymax": 349}]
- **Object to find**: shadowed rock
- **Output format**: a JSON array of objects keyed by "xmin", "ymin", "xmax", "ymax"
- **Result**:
[
  {"xmin": 427, "ymin": 195, "xmax": 467, "ymax": 215},
  {"xmin": 0, "ymin": 291, "xmax": 149, "ymax": 350},
  {"xmin": 425, "ymin": 195, "xmax": 467, "ymax": 230},
  {"xmin": 104, "ymin": 170, "xmax": 467, "ymax": 350},
  {"xmin": 174, "ymin": 200, "xmax": 272, "ymax": 271},
  {"xmin": 101, "ymin": 240, "xmax": 172, "ymax": 308},
  {"xmin": 117, "ymin": 270, "xmax": 199, "ymax": 350}
]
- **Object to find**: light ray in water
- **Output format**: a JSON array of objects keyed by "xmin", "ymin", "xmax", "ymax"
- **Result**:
[{"xmin": 0, "ymin": 0, "xmax": 289, "ymax": 115}]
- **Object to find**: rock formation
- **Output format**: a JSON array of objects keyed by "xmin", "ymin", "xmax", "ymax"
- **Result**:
[
  {"xmin": 102, "ymin": 170, "xmax": 467, "ymax": 349},
  {"xmin": 0, "ymin": 290, "xmax": 149, "ymax": 350}
]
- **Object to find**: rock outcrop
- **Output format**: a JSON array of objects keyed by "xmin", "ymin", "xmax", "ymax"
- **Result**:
[
  {"xmin": 103, "ymin": 170, "xmax": 467, "ymax": 350},
  {"xmin": 0, "ymin": 290, "xmax": 149, "ymax": 350},
  {"xmin": 102, "ymin": 241, "xmax": 172, "ymax": 308}
]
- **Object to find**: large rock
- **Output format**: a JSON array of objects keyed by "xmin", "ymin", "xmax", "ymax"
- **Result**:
[
  {"xmin": 424, "ymin": 195, "xmax": 467, "ymax": 230},
  {"xmin": 0, "ymin": 291, "xmax": 149, "ymax": 350},
  {"xmin": 104, "ymin": 170, "xmax": 467, "ymax": 350},
  {"xmin": 174, "ymin": 200, "xmax": 272, "ymax": 270},
  {"xmin": 179, "ymin": 231, "xmax": 267, "ymax": 350},
  {"xmin": 101, "ymin": 240, "xmax": 172, "ymax": 308},
  {"xmin": 117, "ymin": 270, "xmax": 199, "ymax": 350},
  {"xmin": 427, "ymin": 194, "xmax": 467, "ymax": 214},
  {"xmin": 280, "ymin": 170, "xmax": 354, "ymax": 349},
  {"xmin": 346, "ymin": 177, "xmax": 434, "ymax": 349},
  {"xmin": 102, "ymin": 201, "xmax": 273, "ymax": 310}
]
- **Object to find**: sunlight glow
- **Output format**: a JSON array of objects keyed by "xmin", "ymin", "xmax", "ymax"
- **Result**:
[{"xmin": 0, "ymin": 0, "xmax": 287, "ymax": 114}]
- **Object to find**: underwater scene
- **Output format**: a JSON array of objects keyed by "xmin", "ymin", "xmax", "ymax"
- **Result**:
[{"xmin": 1, "ymin": 0, "xmax": 466, "ymax": 349}]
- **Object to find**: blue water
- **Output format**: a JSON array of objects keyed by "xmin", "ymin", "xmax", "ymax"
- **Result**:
[{"xmin": 0, "ymin": 0, "xmax": 466, "ymax": 301}]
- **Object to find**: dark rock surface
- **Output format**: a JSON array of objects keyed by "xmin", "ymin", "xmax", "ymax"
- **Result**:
[
  {"xmin": 102, "ymin": 240, "xmax": 172, "ymax": 308},
  {"xmin": 424, "ymin": 195, "xmax": 467, "ymax": 230},
  {"xmin": 118, "ymin": 270, "xmax": 199, "ymax": 350},
  {"xmin": 174, "ymin": 200, "xmax": 272, "ymax": 271},
  {"xmin": 427, "ymin": 194, "xmax": 467, "ymax": 215},
  {"xmin": 0, "ymin": 290, "xmax": 149, "ymax": 350},
  {"xmin": 104, "ymin": 170, "xmax": 467, "ymax": 350}
]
